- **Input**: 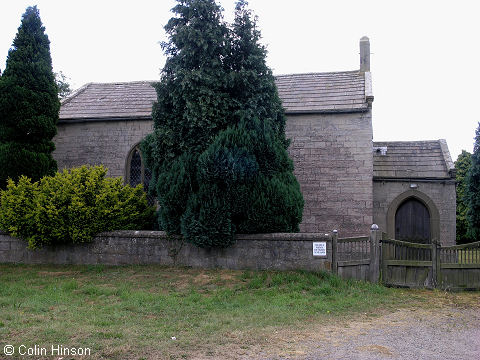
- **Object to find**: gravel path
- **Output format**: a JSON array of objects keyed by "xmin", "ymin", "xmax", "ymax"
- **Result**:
[
  {"xmin": 188, "ymin": 293, "xmax": 479, "ymax": 360},
  {"xmin": 266, "ymin": 304, "xmax": 480, "ymax": 360}
]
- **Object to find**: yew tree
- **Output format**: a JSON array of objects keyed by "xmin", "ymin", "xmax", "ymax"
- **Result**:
[
  {"xmin": 466, "ymin": 123, "xmax": 480, "ymax": 240},
  {"xmin": 142, "ymin": 0, "xmax": 303, "ymax": 248},
  {"xmin": 0, "ymin": 6, "xmax": 59, "ymax": 188},
  {"xmin": 455, "ymin": 150, "xmax": 472, "ymax": 244}
]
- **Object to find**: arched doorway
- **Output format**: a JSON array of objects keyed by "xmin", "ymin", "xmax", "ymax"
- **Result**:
[
  {"xmin": 386, "ymin": 190, "xmax": 440, "ymax": 244},
  {"xmin": 395, "ymin": 197, "xmax": 431, "ymax": 243}
]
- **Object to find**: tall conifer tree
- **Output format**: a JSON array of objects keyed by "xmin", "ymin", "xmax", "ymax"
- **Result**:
[
  {"xmin": 142, "ymin": 0, "xmax": 232, "ymax": 235},
  {"xmin": 142, "ymin": 0, "xmax": 303, "ymax": 247},
  {"xmin": 466, "ymin": 123, "xmax": 480, "ymax": 240},
  {"xmin": 0, "ymin": 6, "xmax": 59, "ymax": 188},
  {"xmin": 455, "ymin": 150, "xmax": 472, "ymax": 244}
]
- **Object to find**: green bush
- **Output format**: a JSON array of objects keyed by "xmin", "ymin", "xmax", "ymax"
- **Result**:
[{"xmin": 0, "ymin": 166, "xmax": 156, "ymax": 248}]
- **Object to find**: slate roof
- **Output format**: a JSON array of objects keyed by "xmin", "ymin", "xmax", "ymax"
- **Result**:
[
  {"xmin": 59, "ymin": 71, "xmax": 370, "ymax": 121},
  {"xmin": 373, "ymin": 140, "xmax": 455, "ymax": 180},
  {"xmin": 60, "ymin": 81, "xmax": 157, "ymax": 121},
  {"xmin": 275, "ymin": 71, "xmax": 368, "ymax": 114}
]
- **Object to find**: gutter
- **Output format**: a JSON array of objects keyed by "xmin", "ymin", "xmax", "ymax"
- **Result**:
[
  {"xmin": 58, "ymin": 116, "xmax": 152, "ymax": 124},
  {"xmin": 373, "ymin": 177, "xmax": 456, "ymax": 184},
  {"xmin": 285, "ymin": 107, "xmax": 369, "ymax": 115},
  {"xmin": 59, "ymin": 106, "xmax": 371, "ymax": 124}
]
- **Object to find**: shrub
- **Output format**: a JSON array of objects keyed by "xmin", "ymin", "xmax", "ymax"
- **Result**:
[
  {"xmin": 0, "ymin": 176, "xmax": 38, "ymax": 240},
  {"xmin": 0, "ymin": 166, "xmax": 155, "ymax": 248}
]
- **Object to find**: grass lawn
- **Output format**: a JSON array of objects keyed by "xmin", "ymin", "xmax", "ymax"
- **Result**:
[{"xmin": 0, "ymin": 264, "xmax": 426, "ymax": 359}]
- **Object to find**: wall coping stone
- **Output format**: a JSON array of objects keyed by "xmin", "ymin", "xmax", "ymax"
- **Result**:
[
  {"xmin": 96, "ymin": 230, "xmax": 169, "ymax": 239},
  {"xmin": 235, "ymin": 233, "xmax": 331, "ymax": 241},
  {"xmin": 1, "ymin": 230, "xmax": 331, "ymax": 243}
]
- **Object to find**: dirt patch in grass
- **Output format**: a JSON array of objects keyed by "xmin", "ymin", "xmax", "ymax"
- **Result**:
[
  {"xmin": 158, "ymin": 268, "xmax": 244, "ymax": 292},
  {"xmin": 37, "ymin": 270, "xmax": 79, "ymax": 276},
  {"xmin": 127, "ymin": 273, "xmax": 154, "ymax": 279}
]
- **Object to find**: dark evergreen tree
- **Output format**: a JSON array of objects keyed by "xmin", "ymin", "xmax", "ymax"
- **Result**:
[
  {"xmin": 141, "ymin": 0, "xmax": 232, "ymax": 235},
  {"xmin": 227, "ymin": 0, "xmax": 287, "ymax": 145},
  {"xmin": 455, "ymin": 150, "xmax": 472, "ymax": 244},
  {"xmin": 0, "ymin": 6, "xmax": 59, "ymax": 188},
  {"xmin": 467, "ymin": 123, "xmax": 480, "ymax": 240},
  {"xmin": 142, "ymin": 0, "xmax": 303, "ymax": 248}
]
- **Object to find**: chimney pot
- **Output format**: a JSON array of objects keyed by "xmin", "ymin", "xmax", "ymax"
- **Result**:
[{"xmin": 360, "ymin": 36, "xmax": 370, "ymax": 72}]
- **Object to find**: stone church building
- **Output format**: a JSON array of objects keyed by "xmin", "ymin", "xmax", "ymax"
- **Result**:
[{"xmin": 54, "ymin": 38, "xmax": 456, "ymax": 245}]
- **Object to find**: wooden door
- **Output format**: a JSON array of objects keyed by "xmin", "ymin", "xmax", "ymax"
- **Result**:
[{"xmin": 395, "ymin": 198, "xmax": 431, "ymax": 243}]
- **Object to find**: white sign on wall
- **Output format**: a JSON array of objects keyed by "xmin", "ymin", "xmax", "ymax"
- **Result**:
[{"xmin": 312, "ymin": 242, "xmax": 327, "ymax": 257}]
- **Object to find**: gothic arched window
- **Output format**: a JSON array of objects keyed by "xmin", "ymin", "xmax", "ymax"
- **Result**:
[{"xmin": 126, "ymin": 144, "xmax": 154, "ymax": 204}]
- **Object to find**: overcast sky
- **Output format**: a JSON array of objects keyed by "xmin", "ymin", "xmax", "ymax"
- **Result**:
[{"xmin": 1, "ymin": 0, "xmax": 479, "ymax": 161}]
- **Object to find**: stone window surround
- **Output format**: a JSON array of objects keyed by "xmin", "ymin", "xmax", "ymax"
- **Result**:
[{"xmin": 125, "ymin": 142, "xmax": 148, "ymax": 187}]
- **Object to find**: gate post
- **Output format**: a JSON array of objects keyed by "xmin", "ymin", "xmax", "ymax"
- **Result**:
[
  {"xmin": 331, "ymin": 230, "xmax": 338, "ymax": 275},
  {"xmin": 369, "ymin": 224, "xmax": 380, "ymax": 283},
  {"xmin": 431, "ymin": 239, "xmax": 441, "ymax": 288}
]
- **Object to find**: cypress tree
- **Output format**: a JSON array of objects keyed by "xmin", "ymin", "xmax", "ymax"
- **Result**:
[
  {"xmin": 455, "ymin": 150, "xmax": 472, "ymax": 244},
  {"xmin": 227, "ymin": 0, "xmax": 287, "ymax": 144},
  {"xmin": 142, "ymin": 0, "xmax": 303, "ymax": 247},
  {"xmin": 0, "ymin": 6, "xmax": 59, "ymax": 188},
  {"xmin": 142, "ymin": 0, "xmax": 231, "ymax": 235},
  {"xmin": 466, "ymin": 122, "xmax": 480, "ymax": 240}
]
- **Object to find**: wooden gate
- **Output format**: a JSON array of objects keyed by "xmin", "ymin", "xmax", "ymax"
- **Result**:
[
  {"xmin": 381, "ymin": 237, "xmax": 434, "ymax": 288},
  {"xmin": 330, "ymin": 226, "xmax": 480, "ymax": 290},
  {"xmin": 334, "ymin": 236, "xmax": 370, "ymax": 281},
  {"xmin": 439, "ymin": 241, "xmax": 480, "ymax": 290},
  {"xmin": 381, "ymin": 236, "xmax": 480, "ymax": 290}
]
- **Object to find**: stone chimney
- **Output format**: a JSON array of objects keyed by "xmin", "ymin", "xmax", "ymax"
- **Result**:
[{"xmin": 360, "ymin": 36, "xmax": 370, "ymax": 72}]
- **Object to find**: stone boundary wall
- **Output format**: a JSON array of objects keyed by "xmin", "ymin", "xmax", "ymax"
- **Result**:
[{"xmin": 0, "ymin": 231, "xmax": 333, "ymax": 272}]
